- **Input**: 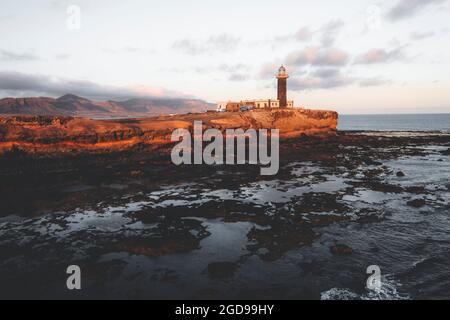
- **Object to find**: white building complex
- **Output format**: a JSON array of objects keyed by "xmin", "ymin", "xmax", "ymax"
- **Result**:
[{"xmin": 217, "ymin": 66, "xmax": 294, "ymax": 112}]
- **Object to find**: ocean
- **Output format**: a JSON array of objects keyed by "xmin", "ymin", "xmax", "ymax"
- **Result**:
[{"xmin": 338, "ymin": 113, "xmax": 450, "ymax": 132}]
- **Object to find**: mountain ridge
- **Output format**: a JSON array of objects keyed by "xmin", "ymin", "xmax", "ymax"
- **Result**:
[{"xmin": 0, "ymin": 94, "xmax": 214, "ymax": 118}]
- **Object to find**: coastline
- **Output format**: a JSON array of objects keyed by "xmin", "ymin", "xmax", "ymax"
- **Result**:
[
  {"xmin": 1, "ymin": 129, "xmax": 449, "ymax": 299},
  {"xmin": 0, "ymin": 112, "xmax": 449, "ymax": 299}
]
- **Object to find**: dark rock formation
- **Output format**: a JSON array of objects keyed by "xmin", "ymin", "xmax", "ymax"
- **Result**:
[
  {"xmin": 330, "ymin": 244, "xmax": 353, "ymax": 255},
  {"xmin": 407, "ymin": 198, "xmax": 426, "ymax": 208}
]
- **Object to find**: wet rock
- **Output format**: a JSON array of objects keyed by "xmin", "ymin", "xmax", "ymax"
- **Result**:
[
  {"xmin": 115, "ymin": 218, "xmax": 211, "ymax": 256},
  {"xmin": 330, "ymin": 244, "xmax": 353, "ymax": 255},
  {"xmin": 117, "ymin": 237, "xmax": 200, "ymax": 256},
  {"xmin": 247, "ymin": 223, "xmax": 316, "ymax": 261},
  {"xmin": 396, "ymin": 171, "xmax": 405, "ymax": 177},
  {"xmin": 363, "ymin": 158, "xmax": 383, "ymax": 166},
  {"xmin": 407, "ymin": 198, "xmax": 426, "ymax": 208},
  {"xmin": 405, "ymin": 185, "xmax": 426, "ymax": 194},
  {"xmin": 150, "ymin": 268, "xmax": 177, "ymax": 283},
  {"xmin": 130, "ymin": 170, "xmax": 144, "ymax": 177},
  {"xmin": 294, "ymin": 192, "xmax": 350, "ymax": 214},
  {"xmin": 205, "ymin": 261, "xmax": 239, "ymax": 279},
  {"xmin": 308, "ymin": 214, "xmax": 350, "ymax": 225},
  {"xmin": 363, "ymin": 167, "xmax": 387, "ymax": 178},
  {"xmin": 367, "ymin": 181, "xmax": 404, "ymax": 193}
]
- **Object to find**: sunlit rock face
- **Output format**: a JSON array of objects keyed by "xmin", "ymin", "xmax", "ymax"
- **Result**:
[{"xmin": 0, "ymin": 109, "xmax": 338, "ymax": 155}]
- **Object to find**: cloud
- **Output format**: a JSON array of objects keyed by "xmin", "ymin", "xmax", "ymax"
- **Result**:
[
  {"xmin": 289, "ymin": 70, "xmax": 353, "ymax": 90},
  {"xmin": 188, "ymin": 63, "xmax": 251, "ymax": 81},
  {"xmin": 320, "ymin": 20, "xmax": 345, "ymax": 47},
  {"xmin": 173, "ymin": 39, "xmax": 203, "ymax": 55},
  {"xmin": 102, "ymin": 46, "xmax": 155, "ymax": 55},
  {"xmin": 228, "ymin": 73, "xmax": 249, "ymax": 82},
  {"xmin": 219, "ymin": 63, "xmax": 250, "ymax": 81},
  {"xmin": 354, "ymin": 46, "xmax": 407, "ymax": 64},
  {"xmin": 410, "ymin": 30, "xmax": 436, "ymax": 40},
  {"xmin": 289, "ymin": 68, "xmax": 388, "ymax": 91},
  {"xmin": 55, "ymin": 53, "xmax": 70, "ymax": 60},
  {"xmin": 270, "ymin": 20, "xmax": 343, "ymax": 48},
  {"xmin": 258, "ymin": 62, "xmax": 280, "ymax": 79},
  {"xmin": 286, "ymin": 46, "xmax": 350, "ymax": 67},
  {"xmin": 289, "ymin": 76, "xmax": 348, "ymax": 90},
  {"xmin": 263, "ymin": 26, "xmax": 313, "ymax": 48},
  {"xmin": 218, "ymin": 63, "xmax": 249, "ymax": 73},
  {"xmin": 387, "ymin": 0, "xmax": 447, "ymax": 21},
  {"xmin": 0, "ymin": 71, "xmax": 189, "ymax": 100},
  {"xmin": 0, "ymin": 49, "xmax": 39, "ymax": 61},
  {"xmin": 208, "ymin": 34, "xmax": 241, "ymax": 52},
  {"xmin": 358, "ymin": 77, "xmax": 390, "ymax": 87},
  {"xmin": 173, "ymin": 34, "xmax": 241, "ymax": 55},
  {"xmin": 295, "ymin": 27, "xmax": 313, "ymax": 41},
  {"xmin": 311, "ymin": 68, "xmax": 341, "ymax": 78}
]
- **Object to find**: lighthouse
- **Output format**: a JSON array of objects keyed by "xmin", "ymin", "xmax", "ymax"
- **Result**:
[
  {"xmin": 276, "ymin": 65, "xmax": 289, "ymax": 108},
  {"xmin": 216, "ymin": 64, "xmax": 294, "ymax": 111}
]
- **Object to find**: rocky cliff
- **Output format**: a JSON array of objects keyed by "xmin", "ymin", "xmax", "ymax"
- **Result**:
[{"xmin": 0, "ymin": 109, "xmax": 338, "ymax": 155}]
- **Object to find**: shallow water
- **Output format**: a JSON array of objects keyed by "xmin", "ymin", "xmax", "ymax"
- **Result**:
[{"xmin": 0, "ymin": 143, "xmax": 449, "ymax": 299}]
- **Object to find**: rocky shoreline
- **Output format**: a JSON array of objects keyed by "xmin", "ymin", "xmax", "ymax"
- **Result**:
[
  {"xmin": 0, "ymin": 130, "xmax": 448, "ymax": 217},
  {"xmin": 0, "ymin": 128, "xmax": 449, "ymax": 299}
]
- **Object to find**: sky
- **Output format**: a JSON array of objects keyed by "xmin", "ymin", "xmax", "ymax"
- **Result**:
[{"xmin": 0, "ymin": 0, "xmax": 449, "ymax": 114}]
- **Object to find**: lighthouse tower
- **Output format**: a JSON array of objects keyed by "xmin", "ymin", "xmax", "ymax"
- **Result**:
[{"xmin": 276, "ymin": 65, "xmax": 289, "ymax": 108}]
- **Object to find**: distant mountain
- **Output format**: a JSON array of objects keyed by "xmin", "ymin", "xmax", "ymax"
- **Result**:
[
  {"xmin": 0, "ymin": 97, "xmax": 64, "ymax": 115},
  {"xmin": 0, "ymin": 94, "xmax": 214, "ymax": 118}
]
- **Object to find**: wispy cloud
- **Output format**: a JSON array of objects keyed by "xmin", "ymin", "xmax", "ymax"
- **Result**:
[
  {"xmin": 286, "ymin": 46, "xmax": 350, "ymax": 67},
  {"xmin": 0, "ymin": 71, "xmax": 189, "ymax": 100},
  {"xmin": 295, "ymin": 26, "xmax": 314, "ymax": 42},
  {"xmin": 258, "ymin": 62, "xmax": 280, "ymax": 79},
  {"xmin": 228, "ymin": 73, "xmax": 249, "ymax": 82},
  {"xmin": 320, "ymin": 20, "xmax": 345, "ymax": 47},
  {"xmin": 173, "ymin": 34, "xmax": 241, "ymax": 55},
  {"xmin": 55, "ymin": 53, "xmax": 70, "ymax": 60},
  {"xmin": 354, "ymin": 45, "xmax": 407, "ymax": 64},
  {"xmin": 0, "ymin": 49, "xmax": 39, "ymax": 61},
  {"xmin": 289, "ymin": 68, "xmax": 388, "ymax": 91},
  {"xmin": 219, "ymin": 63, "xmax": 250, "ymax": 81},
  {"xmin": 387, "ymin": 0, "xmax": 447, "ymax": 21},
  {"xmin": 268, "ymin": 21, "xmax": 340, "ymax": 48},
  {"xmin": 290, "ymin": 75, "xmax": 352, "ymax": 90},
  {"xmin": 410, "ymin": 30, "xmax": 436, "ymax": 40}
]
